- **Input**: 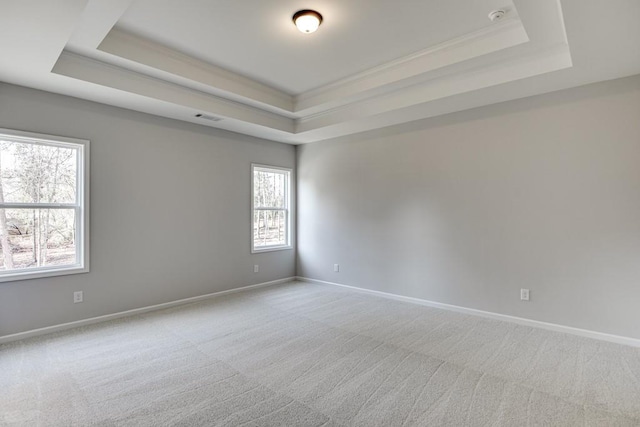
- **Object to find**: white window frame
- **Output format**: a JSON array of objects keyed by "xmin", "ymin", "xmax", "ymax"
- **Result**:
[
  {"xmin": 251, "ymin": 164, "xmax": 292, "ymax": 253},
  {"xmin": 0, "ymin": 128, "xmax": 90, "ymax": 282}
]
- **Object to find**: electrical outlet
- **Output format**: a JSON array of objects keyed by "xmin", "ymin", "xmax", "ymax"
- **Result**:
[
  {"xmin": 254, "ymin": 264, "xmax": 259, "ymax": 273},
  {"xmin": 334, "ymin": 264, "xmax": 340, "ymax": 272},
  {"xmin": 73, "ymin": 291, "xmax": 83, "ymax": 303},
  {"xmin": 520, "ymin": 289, "xmax": 530, "ymax": 301}
]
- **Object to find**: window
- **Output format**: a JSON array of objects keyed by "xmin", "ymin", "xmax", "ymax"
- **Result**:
[
  {"xmin": 0, "ymin": 129, "xmax": 89, "ymax": 282},
  {"xmin": 252, "ymin": 164, "xmax": 291, "ymax": 252}
]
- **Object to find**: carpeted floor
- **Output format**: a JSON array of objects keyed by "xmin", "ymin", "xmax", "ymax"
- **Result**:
[{"xmin": 1, "ymin": 281, "xmax": 640, "ymax": 426}]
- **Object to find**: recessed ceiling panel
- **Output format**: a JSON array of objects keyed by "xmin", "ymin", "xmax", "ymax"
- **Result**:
[
  {"xmin": 7, "ymin": 0, "xmax": 638, "ymax": 146},
  {"xmin": 116, "ymin": 0, "xmax": 515, "ymax": 94}
]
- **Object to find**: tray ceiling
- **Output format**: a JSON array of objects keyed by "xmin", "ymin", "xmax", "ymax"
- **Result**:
[
  {"xmin": 1, "ymin": 0, "xmax": 639, "ymax": 144},
  {"xmin": 115, "ymin": 0, "xmax": 514, "ymax": 94}
]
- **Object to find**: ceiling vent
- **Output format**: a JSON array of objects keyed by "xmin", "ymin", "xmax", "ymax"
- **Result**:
[{"xmin": 195, "ymin": 113, "xmax": 223, "ymax": 122}]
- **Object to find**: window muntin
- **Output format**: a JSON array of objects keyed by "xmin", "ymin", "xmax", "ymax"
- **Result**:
[
  {"xmin": 252, "ymin": 164, "xmax": 291, "ymax": 252},
  {"xmin": 0, "ymin": 129, "xmax": 89, "ymax": 282}
]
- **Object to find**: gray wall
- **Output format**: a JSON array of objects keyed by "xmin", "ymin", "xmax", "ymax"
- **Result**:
[
  {"xmin": 297, "ymin": 75, "xmax": 640, "ymax": 339},
  {"xmin": 0, "ymin": 83, "xmax": 295, "ymax": 337}
]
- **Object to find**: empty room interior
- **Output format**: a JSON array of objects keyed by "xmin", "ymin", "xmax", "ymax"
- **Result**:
[{"xmin": 2, "ymin": 0, "xmax": 640, "ymax": 425}]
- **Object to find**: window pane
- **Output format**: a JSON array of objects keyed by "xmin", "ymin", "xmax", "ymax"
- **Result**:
[
  {"xmin": 254, "ymin": 170, "xmax": 287, "ymax": 208},
  {"xmin": 253, "ymin": 209, "xmax": 287, "ymax": 248},
  {"xmin": 0, "ymin": 208, "xmax": 77, "ymax": 271},
  {"xmin": 0, "ymin": 140, "xmax": 78, "ymax": 204}
]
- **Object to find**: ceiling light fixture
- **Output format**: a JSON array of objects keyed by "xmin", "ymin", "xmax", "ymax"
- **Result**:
[{"xmin": 292, "ymin": 9, "xmax": 323, "ymax": 34}]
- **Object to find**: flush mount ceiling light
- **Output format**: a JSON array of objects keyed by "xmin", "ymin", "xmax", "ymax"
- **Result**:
[{"xmin": 292, "ymin": 9, "xmax": 323, "ymax": 33}]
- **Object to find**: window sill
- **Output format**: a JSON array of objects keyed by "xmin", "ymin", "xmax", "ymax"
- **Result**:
[
  {"xmin": 0, "ymin": 265, "xmax": 89, "ymax": 283},
  {"xmin": 251, "ymin": 245, "xmax": 294, "ymax": 254}
]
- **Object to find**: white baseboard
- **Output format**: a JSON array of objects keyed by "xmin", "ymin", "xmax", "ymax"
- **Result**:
[
  {"xmin": 6, "ymin": 276, "xmax": 638, "ymax": 348},
  {"xmin": 295, "ymin": 276, "xmax": 640, "ymax": 348},
  {"xmin": 0, "ymin": 277, "xmax": 295, "ymax": 345}
]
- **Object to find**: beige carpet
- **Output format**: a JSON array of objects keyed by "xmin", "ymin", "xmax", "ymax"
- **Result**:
[{"xmin": 1, "ymin": 281, "xmax": 640, "ymax": 426}]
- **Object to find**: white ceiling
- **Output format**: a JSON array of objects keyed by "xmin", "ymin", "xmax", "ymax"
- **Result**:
[
  {"xmin": 116, "ymin": 0, "xmax": 512, "ymax": 94},
  {"xmin": 1, "ymin": 0, "xmax": 639, "ymax": 144}
]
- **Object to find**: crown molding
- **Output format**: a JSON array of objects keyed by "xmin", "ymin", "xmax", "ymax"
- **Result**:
[
  {"xmin": 96, "ymin": 17, "xmax": 529, "ymax": 120},
  {"xmin": 98, "ymin": 28, "xmax": 295, "ymax": 114},
  {"xmin": 294, "ymin": 17, "xmax": 529, "ymax": 114},
  {"xmin": 52, "ymin": 51, "xmax": 294, "ymax": 133},
  {"xmin": 51, "ymin": 38, "xmax": 572, "ymax": 142},
  {"xmin": 296, "ymin": 43, "xmax": 572, "ymax": 133},
  {"xmin": 30, "ymin": 0, "xmax": 574, "ymax": 144}
]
